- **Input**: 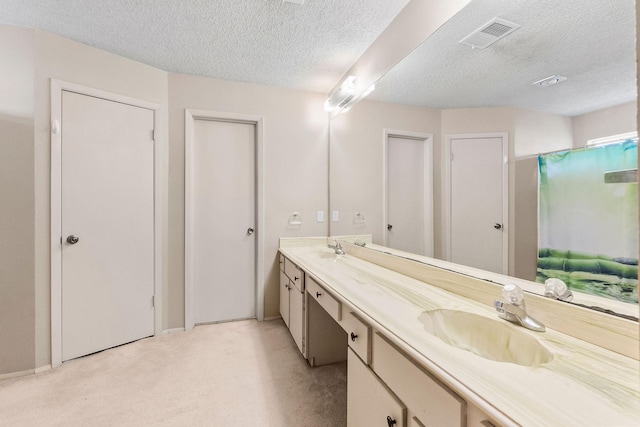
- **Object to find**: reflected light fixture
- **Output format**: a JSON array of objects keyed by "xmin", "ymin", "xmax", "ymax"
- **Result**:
[
  {"xmin": 341, "ymin": 83, "xmax": 376, "ymax": 113},
  {"xmin": 532, "ymin": 75, "xmax": 567, "ymax": 87},
  {"xmin": 324, "ymin": 76, "xmax": 356, "ymax": 112}
]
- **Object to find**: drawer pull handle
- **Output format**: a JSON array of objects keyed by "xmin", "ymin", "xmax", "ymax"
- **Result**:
[
  {"xmin": 386, "ymin": 416, "xmax": 397, "ymax": 427},
  {"xmin": 350, "ymin": 332, "xmax": 358, "ymax": 342},
  {"xmin": 294, "ymin": 276, "xmax": 299, "ymax": 281},
  {"xmin": 316, "ymin": 292, "xmax": 321, "ymax": 298}
]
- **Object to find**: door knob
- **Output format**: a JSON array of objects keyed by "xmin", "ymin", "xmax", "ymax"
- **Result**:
[
  {"xmin": 66, "ymin": 235, "xmax": 79, "ymax": 244},
  {"xmin": 247, "ymin": 227, "xmax": 254, "ymax": 235},
  {"xmin": 387, "ymin": 224, "xmax": 393, "ymax": 231},
  {"xmin": 494, "ymin": 223, "xmax": 503, "ymax": 230}
]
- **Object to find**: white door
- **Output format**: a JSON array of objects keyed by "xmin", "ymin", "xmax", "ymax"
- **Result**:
[
  {"xmin": 61, "ymin": 91, "xmax": 155, "ymax": 361},
  {"xmin": 386, "ymin": 135, "xmax": 433, "ymax": 256},
  {"xmin": 193, "ymin": 119, "xmax": 256, "ymax": 324},
  {"xmin": 450, "ymin": 136, "xmax": 506, "ymax": 274}
]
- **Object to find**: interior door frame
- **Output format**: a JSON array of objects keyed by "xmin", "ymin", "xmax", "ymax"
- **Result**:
[
  {"xmin": 443, "ymin": 132, "xmax": 509, "ymax": 274},
  {"xmin": 184, "ymin": 109, "xmax": 265, "ymax": 330},
  {"xmin": 50, "ymin": 79, "xmax": 164, "ymax": 368},
  {"xmin": 382, "ymin": 129, "xmax": 434, "ymax": 256}
]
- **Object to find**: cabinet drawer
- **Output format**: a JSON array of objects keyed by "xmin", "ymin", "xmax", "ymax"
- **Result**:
[
  {"xmin": 372, "ymin": 333, "xmax": 465, "ymax": 427},
  {"xmin": 279, "ymin": 254, "xmax": 284, "ymax": 272},
  {"xmin": 344, "ymin": 311, "xmax": 371, "ymax": 364},
  {"xmin": 284, "ymin": 257, "xmax": 304, "ymax": 292},
  {"xmin": 306, "ymin": 277, "xmax": 341, "ymax": 322}
]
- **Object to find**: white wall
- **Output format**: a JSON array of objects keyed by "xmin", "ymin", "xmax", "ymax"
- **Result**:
[
  {"xmin": 329, "ymin": 99, "xmax": 440, "ymax": 248},
  {"xmin": 513, "ymin": 108, "xmax": 573, "ymax": 157},
  {"xmin": 0, "ymin": 24, "xmax": 170, "ymax": 375},
  {"xmin": 572, "ymin": 101, "xmax": 636, "ymax": 146},
  {"xmin": 0, "ymin": 25, "xmax": 35, "ymax": 375}
]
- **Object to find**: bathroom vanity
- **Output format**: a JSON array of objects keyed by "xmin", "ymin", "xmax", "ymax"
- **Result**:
[{"xmin": 278, "ymin": 238, "xmax": 640, "ymax": 427}]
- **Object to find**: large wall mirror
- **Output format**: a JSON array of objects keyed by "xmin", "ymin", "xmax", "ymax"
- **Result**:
[{"xmin": 329, "ymin": 0, "xmax": 638, "ymax": 319}]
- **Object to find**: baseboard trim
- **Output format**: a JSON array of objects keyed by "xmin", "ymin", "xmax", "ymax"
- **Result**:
[
  {"xmin": 0, "ymin": 363, "xmax": 53, "ymax": 381},
  {"xmin": 263, "ymin": 316, "xmax": 281, "ymax": 321},
  {"xmin": 0, "ymin": 369, "xmax": 33, "ymax": 381},
  {"xmin": 35, "ymin": 364, "xmax": 51, "ymax": 374},
  {"xmin": 161, "ymin": 328, "xmax": 185, "ymax": 335}
]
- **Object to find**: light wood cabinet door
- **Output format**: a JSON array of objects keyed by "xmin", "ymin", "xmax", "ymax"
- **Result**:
[
  {"xmin": 348, "ymin": 348, "xmax": 406, "ymax": 427},
  {"xmin": 289, "ymin": 286, "xmax": 304, "ymax": 354},
  {"xmin": 279, "ymin": 270, "xmax": 290, "ymax": 328}
]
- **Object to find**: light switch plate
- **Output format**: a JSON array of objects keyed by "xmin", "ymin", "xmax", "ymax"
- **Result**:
[
  {"xmin": 332, "ymin": 210, "xmax": 340, "ymax": 222},
  {"xmin": 316, "ymin": 211, "xmax": 324, "ymax": 222}
]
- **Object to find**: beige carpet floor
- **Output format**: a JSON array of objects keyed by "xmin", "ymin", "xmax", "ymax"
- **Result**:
[{"xmin": 0, "ymin": 319, "xmax": 347, "ymax": 426}]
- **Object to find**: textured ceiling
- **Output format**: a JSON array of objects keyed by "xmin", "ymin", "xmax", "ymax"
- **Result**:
[
  {"xmin": 0, "ymin": 0, "xmax": 409, "ymax": 93},
  {"xmin": 369, "ymin": 0, "xmax": 637, "ymax": 117},
  {"xmin": 1, "ymin": 0, "xmax": 635, "ymax": 115}
]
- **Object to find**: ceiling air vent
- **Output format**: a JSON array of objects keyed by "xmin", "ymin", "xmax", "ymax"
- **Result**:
[{"xmin": 459, "ymin": 18, "xmax": 521, "ymax": 50}]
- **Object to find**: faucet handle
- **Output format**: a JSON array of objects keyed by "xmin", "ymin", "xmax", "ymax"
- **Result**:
[
  {"xmin": 502, "ymin": 283, "xmax": 524, "ymax": 305},
  {"xmin": 544, "ymin": 278, "xmax": 573, "ymax": 301}
]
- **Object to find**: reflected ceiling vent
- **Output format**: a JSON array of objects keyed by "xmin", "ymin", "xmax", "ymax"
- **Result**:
[{"xmin": 459, "ymin": 18, "xmax": 521, "ymax": 50}]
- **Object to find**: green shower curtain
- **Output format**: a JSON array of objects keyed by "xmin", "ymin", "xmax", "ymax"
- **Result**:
[{"xmin": 537, "ymin": 140, "xmax": 638, "ymax": 304}]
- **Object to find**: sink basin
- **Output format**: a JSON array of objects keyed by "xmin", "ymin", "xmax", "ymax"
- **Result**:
[
  {"xmin": 418, "ymin": 309, "xmax": 553, "ymax": 367},
  {"xmin": 316, "ymin": 252, "xmax": 339, "ymax": 259}
]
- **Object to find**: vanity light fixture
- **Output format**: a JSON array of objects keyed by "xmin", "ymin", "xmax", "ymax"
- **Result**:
[
  {"xmin": 324, "ymin": 76, "xmax": 356, "ymax": 112},
  {"xmin": 341, "ymin": 83, "xmax": 376, "ymax": 113},
  {"xmin": 532, "ymin": 75, "xmax": 567, "ymax": 87}
]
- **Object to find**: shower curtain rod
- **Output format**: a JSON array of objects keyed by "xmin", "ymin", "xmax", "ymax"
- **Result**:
[{"xmin": 515, "ymin": 138, "xmax": 638, "ymax": 161}]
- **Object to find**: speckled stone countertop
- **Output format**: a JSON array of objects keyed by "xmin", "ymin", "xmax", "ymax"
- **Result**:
[{"xmin": 280, "ymin": 243, "xmax": 640, "ymax": 427}]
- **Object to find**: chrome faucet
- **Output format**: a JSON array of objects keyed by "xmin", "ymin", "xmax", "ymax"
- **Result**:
[
  {"xmin": 328, "ymin": 240, "xmax": 345, "ymax": 255},
  {"xmin": 494, "ymin": 284, "xmax": 545, "ymax": 332}
]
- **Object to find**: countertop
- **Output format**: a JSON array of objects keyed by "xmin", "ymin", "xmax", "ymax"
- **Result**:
[{"xmin": 279, "ymin": 244, "xmax": 640, "ymax": 427}]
